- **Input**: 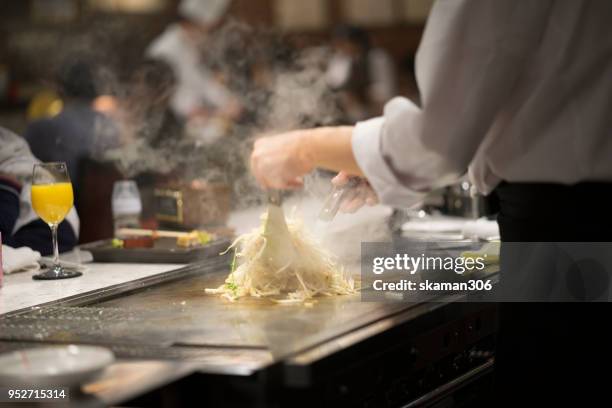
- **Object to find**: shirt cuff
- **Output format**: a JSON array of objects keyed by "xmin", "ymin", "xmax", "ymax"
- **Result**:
[{"xmin": 352, "ymin": 117, "xmax": 425, "ymax": 208}]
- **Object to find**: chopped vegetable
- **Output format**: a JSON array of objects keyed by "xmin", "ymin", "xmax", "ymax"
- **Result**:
[
  {"xmin": 197, "ymin": 230, "xmax": 212, "ymax": 245},
  {"xmin": 229, "ymin": 252, "xmax": 237, "ymax": 273},
  {"xmin": 206, "ymin": 209, "xmax": 356, "ymax": 303},
  {"xmin": 111, "ymin": 238, "xmax": 124, "ymax": 249},
  {"xmin": 225, "ymin": 282, "xmax": 239, "ymax": 297}
]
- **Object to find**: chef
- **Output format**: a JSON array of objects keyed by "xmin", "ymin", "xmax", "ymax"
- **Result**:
[
  {"xmin": 147, "ymin": 0, "xmax": 241, "ymax": 121},
  {"xmin": 250, "ymin": 0, "xmax": 612, "ymax": 405},
  {"xmin": 325, "ymin": 25, "xmax": 398, "ymax": 122}
]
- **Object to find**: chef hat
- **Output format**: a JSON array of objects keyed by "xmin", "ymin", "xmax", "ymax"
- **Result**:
[{"xmin": 179, "ymin": 0, "xmax": 231, "ymax": 26}]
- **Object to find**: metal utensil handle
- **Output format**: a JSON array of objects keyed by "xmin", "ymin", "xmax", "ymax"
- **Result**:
[{"xmin": 267, "ymin": 190, "xmax": 282, "ymax": 206}]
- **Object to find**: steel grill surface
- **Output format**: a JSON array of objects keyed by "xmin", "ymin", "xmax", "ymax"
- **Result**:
[{"xmin": 0, "ymin": 264, "xmax": 413, "ymax": 371}]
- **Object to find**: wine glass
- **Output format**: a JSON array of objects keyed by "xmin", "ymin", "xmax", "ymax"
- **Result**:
[{"xmin": 31, "ymin": 162, "xmax": 82, "ymax": 280}]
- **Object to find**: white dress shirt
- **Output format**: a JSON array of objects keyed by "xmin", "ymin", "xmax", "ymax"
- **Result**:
[{"xmin": 352, "ymin": 0, "xmax": 612, "ymax": 207}]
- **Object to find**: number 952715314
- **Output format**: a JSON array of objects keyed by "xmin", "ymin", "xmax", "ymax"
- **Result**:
[{"xmin": 3, "ymin": 388, "xmax": 68, "ymax": 401}]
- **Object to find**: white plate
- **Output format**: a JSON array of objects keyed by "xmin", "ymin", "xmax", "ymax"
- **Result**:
[{"xmin": 0, "ymin": 345, "xmax": 114, "ymax": 387}]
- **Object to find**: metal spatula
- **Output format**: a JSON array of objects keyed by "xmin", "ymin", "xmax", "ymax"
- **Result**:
[{"xmin": 262, "ymin": 190, "xmax": 296, "ymax": 269}]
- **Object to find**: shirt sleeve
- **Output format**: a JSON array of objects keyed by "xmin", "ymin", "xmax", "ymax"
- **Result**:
[{"xmin": 352, "ymin": 0, "xmax": 553, "ymax": 206}]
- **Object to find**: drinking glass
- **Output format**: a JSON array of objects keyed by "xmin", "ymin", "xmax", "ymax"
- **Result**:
[{"xmin": 31, "ymin": 162, "xmax": 82, "ymax": 280}]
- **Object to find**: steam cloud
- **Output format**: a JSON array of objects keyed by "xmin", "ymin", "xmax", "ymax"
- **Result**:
[{"xmin": 87, "ymin": 19, "xmax": 343, "ymax": 209}]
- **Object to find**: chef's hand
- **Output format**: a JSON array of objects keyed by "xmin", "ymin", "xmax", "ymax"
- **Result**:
[
  {"xmin": 332, "ymin": 171, "xmax": 379, "ymax": 213},
  {"xmin": 251, "ymin": 130, "xmax": 314, "ymax": 190},
  {"xmin": 251, "ymin": 126, "xmax": 362, "ymax": 189}
]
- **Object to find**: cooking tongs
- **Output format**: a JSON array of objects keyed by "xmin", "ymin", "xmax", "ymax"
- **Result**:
[{"xmin": 318, "ymin": 177, "xmax": 360, "ymax": 222}]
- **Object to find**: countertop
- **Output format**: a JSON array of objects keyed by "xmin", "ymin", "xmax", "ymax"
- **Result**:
[{"xmin": 0, "ymin": 261, "xmax": 185, "ymax": 315}]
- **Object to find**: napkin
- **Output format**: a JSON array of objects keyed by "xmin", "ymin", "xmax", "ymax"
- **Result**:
[{"xmin": 1, "ymin": 245, "xmax": 41, "ymax": 274}]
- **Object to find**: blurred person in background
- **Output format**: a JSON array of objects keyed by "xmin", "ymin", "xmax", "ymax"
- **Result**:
[
  {"xmin": 24, "ymin": 55, "xmax": 119, "ymax": 203},
  {"xmin": 1, "ymin": 127, "xmax": 78, "ymax": 255},
  {"xmin": 251, "ymin": 0, "xmax": 612, "ymax": 405},
  {"xmin": 147, "ymin": 0, "xmax": 242, "ymax": 127},
  {"xmin": 326, "ymin": 25, "xmax": 397, "ymax": 122},
  {"xmin": 120, "ymin": 58, "xmax": 182, "ymax": 148}
]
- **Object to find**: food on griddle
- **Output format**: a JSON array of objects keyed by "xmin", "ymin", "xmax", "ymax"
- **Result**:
[
  {"xmin": 111, "ymin": 238, "xmax": 124, "ymax": 248},
  {"xmin": 206, "ymin": 208, "xmax": 356, "ymax": 303},
  {"xmin": 112, "ymin": 228, "xmax": 212, "ymax": 249},
  {"xmin": 122, "ymin": 236, "xmax": 155, "ymax": 249},
  {"xmin": 111, "ymin": 236, "xmax": 154, "ymax": 249},
  {"xmin": 176, "ymin": 230, "xmax": 212, "ymax": 248},
  {"xmin": 112, "ymin": 236, "xmax": 156, "ymax": 249}
]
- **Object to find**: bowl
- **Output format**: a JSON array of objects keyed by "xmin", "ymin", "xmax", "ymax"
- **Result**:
[{"xmin": 0, "ymin": 345, "xmax": 114, "ymax": 388}]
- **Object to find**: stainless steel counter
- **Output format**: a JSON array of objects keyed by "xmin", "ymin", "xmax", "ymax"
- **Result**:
[
  {"xmin": 0, "ymin": 257, "xmax": 414, "ymax": 373},
  {"xmin": 0, "ymin": 255, "xmax": 497, "ymax": 407}
]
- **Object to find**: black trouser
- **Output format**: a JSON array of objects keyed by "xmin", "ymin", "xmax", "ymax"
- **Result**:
[{"xmin": 493, "ymin": 182, "xmax": 612, "ymax": 406}]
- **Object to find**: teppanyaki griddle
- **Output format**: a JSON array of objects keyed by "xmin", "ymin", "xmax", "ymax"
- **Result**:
[
  {"xmin": 0, "ymin": 256, "xmax": 420, "ymax": 372},
  {"xmin": 0, "ymin": 255, "xmax": 498, "ymax": 407}
]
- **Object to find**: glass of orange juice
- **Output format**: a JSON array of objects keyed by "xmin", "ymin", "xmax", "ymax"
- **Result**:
[{"xmin": 31, "ymin": 162, "xmax": 82, "ymax": 280}]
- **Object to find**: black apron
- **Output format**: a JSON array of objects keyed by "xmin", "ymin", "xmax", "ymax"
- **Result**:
[{"xmin": 493, "ymin": 181, "xmax": 612, "ymax": 406}]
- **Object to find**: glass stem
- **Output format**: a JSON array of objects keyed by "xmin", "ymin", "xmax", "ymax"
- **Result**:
[{"xmin": 51, "ymin": 223, "xmax": 60, "ymax": 274}]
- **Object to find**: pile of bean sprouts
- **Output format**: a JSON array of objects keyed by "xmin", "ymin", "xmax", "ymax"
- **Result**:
[{"xmin": 206, "ymin": 211, "xmax": 356, "ymax": 303}]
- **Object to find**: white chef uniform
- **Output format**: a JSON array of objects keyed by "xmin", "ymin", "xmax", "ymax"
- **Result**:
[
  {"xmin": 147, "ymin": 0, "xmax": 234, "ymax": 118},
  {"xmin": 352, "ymin": 0, "xmax": 612, "ymax": 207}
]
